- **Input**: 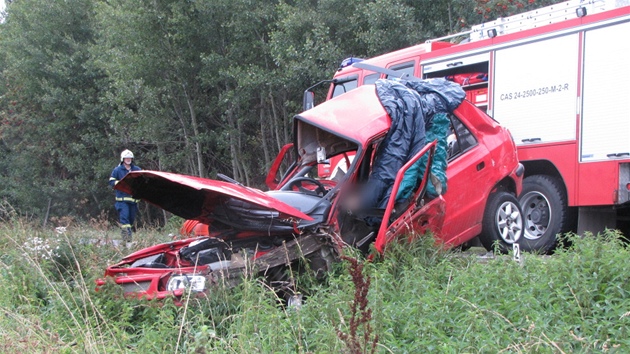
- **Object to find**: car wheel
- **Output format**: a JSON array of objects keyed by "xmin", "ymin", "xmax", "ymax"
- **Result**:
[
  {"xmin": 518, "ymin": 175, "xmax": 575, "ymax": 254},
  {"xmin": 480, "ymin": 191, "xmax": 524, "ymax": 253}
]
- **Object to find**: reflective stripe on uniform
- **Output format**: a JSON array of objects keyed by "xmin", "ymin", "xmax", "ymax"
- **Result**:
[
  {"xmin": 116, "ymin": 197, "xmax": 139, "ymax": 203},
  {"xmin": 120, "ymin": 224, "xmax": 132, "ymax": 228}
]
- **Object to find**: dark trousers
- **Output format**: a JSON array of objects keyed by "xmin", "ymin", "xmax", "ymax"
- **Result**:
[{"xmin": 115, "ymin": 201, "xmax": 138, "ymax": 241}]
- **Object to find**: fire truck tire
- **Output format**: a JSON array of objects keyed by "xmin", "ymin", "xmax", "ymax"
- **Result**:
[
  {"xmin": 518, "ymin": 175, "xmax": 572, "ymax": 254},
  {"xmin": 479, "ymin": 191, "xmax": 524, "ymax": 253}
]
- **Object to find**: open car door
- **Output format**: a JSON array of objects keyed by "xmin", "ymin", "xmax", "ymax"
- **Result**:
[
  {"xmin": 265, "ymin": 143, "xmax": 296, "ymax": 190},
  {"xmin": 374, "ymin": 140, "xmax": 446, "ymax": 253}
]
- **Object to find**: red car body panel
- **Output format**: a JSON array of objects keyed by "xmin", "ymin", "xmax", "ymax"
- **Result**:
[
  {"xmin": 115, "ymin": 170, "xmax": 314, "ymax": 224},
  {"xmin": 296, "ymin": 86, "xmax": 390, "ymax": 146},
  {"xmin": 96, "ymin": 237, "xmax": 221, "ymax": 300},
  {"xmin": 438, "ymin": 100, "xmax": 522, "ymax": 246}
]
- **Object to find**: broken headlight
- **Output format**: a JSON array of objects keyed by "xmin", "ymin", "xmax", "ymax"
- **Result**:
[{"xmin": 166, "ymin": 274, "xmax": 206, "ymax": 292}]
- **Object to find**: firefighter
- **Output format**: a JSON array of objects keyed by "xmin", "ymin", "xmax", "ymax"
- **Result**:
[{"xmin": 109, "ymin": 149, "xmax": 141, "ymax": 246}]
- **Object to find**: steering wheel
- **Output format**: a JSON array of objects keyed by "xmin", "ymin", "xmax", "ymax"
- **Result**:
[{"xmin": 284, "ymin": 177, "xmax": 327, "ymax": 196}]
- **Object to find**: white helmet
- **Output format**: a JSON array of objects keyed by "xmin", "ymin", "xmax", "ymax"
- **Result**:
[{"xmin": 120, "ymin": 149, "xmax": 134, "ymax": 162}]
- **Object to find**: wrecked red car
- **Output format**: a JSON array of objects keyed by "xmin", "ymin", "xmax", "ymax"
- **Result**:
[{"xmin": 97, "ymin": 78, "xmax": 524, "ymax": 300}]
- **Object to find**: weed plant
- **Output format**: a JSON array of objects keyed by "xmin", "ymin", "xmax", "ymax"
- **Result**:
[{"xmin": 1, "ymin": 213, "xmax": 630, "ymax": 353}]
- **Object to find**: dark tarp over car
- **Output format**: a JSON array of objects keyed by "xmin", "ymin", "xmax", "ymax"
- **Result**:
[{"xmin": 362, "ymin": 78, "xmax": 465, "ymax": 209}]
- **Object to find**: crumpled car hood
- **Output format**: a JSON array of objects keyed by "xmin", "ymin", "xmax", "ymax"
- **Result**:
[{"xmin": 114, "ymin": 170, "xmax": 314, "ymax": 224}]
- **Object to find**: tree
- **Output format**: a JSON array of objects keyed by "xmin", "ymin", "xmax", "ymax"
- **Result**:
[
  {"xmin": 0, "ymin": 0, "xmax": 569, "ymax": 225},
  {"xmin": 0, "ymin": 0, "xmax": 112, "ymax": 221}
]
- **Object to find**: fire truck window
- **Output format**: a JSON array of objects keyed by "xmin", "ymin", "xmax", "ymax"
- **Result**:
[
  {"xmin": 423, "ymin": 61, "xmax": 489, "ymax": 81},
  {"xmin": 332, "ymin": 79, "xmax": 358, "ymax": 98},
  {"xmin": 386, "ymin": 61, "xmax": 415, "ymax": 80},
  {"xmin": 447, "ymin": 114, "xmax": 477, "ymax": 160},
  {"xmin": 363, "ymin": 73, "xmax": 380, "ymax": 85}
]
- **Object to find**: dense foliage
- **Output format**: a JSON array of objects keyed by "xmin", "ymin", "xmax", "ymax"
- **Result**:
[
  {"xmin": 0, "ymin": 0, "xmax": 564, "ymax": 225},
  {"xmin": 1, "ymin": 217, "xmax": 629, "ymax": 352}
]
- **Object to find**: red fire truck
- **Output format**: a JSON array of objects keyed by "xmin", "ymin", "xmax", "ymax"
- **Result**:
[{"xmin": 320, "ymin": 0, "xmax": 630, "ymax": 253}]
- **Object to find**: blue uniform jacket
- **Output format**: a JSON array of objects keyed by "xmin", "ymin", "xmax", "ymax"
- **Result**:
[{"xmin": 109, "ymin": 164, "xmax": 142, "ymax": 202}]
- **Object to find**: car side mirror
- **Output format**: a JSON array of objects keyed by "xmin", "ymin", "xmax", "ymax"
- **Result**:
[{"xmin": 303, "ymin": 90, "xmax": 315, "ymax": 111}]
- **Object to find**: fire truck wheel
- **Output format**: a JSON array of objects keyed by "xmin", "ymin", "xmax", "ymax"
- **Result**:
[
  {"xmin": 479, "ymin": 191, "xmax": 524, "ymax": 253},
  {"xmin": 518, "ymin": 175, "xmax": 573, "ymax": 254}
]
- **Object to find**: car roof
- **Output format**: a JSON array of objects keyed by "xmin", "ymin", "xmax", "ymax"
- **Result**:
[{"xmin": 295, "ymin": 85, "xmax": 390, "ymax": 147}]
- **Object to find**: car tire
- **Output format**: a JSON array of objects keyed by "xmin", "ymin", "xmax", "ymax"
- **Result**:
[
  {"xmin": 479, "ymin": 191, "xmax": 524, "ymax": 253},
  {"xmin": 518, "ymin": 175, "xmax": 575, "ymax": 254}
]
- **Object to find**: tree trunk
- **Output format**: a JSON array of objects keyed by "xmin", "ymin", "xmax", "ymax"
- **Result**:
[
  {"xmin": 282, "ymin": 91, "xmax": 290, "ymax": 146},
  {"xmin": 226, "ymin": 108, "xmax": 240, "ymax": 181},
  {"xmin": 260, "ymin": 93, "xmax": 270, "ymax": 165},
  {"xmin": 269, "ymin": 91, "xmax": 284, "ymax": 153},
  {"xmin": 170, "ymin": 89, "xmax": 196, "ymax": 175},
  {"xmin": 235, "ymin": 109, "xmax": 250, "ymax": 185},
  {"xmin": 183, "ymin": 84, "xmax": 205, "ymax": 178}
]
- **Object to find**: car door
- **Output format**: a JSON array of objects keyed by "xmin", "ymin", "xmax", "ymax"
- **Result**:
[
  {"xmin": 373, "ymin": 141, "xmax": 444, "ymax": 252},
  {"xmin": 438, "ymin": 113, "xmax": 493, "ymax": 246}
]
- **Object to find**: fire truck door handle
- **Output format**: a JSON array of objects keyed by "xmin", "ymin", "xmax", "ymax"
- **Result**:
[
  {"xmin": 476, "ymin": 162, "xmax": 485, "ymax": 171},
  {"xmin": 607, "ymin": 152, "xmax": 630, "ymax": 158},
  {"xmin": 521, "ymin": 138, "xmax": 541, "ymax": 143},
  {"xmin": 446, "ymin": 61, "xmax": 463, "ymax": 67}
]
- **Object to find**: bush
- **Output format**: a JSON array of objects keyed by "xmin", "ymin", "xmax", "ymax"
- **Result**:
[{"xmin": 1, "ymin": 221, "xmax": 630, "ymax": 353}]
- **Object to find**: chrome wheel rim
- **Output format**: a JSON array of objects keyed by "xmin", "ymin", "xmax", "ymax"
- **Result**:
[{"xmin": 496, "ymin": 200, "xmax": 523, "ymax": 243}]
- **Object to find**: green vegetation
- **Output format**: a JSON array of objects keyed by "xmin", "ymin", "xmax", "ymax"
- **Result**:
[
  {"xmin": 1, "ymin": 211, "xmax": 629, "ymax": 352},
  {"xmin": 0, "ymin": 0, "xmax": 565, "ymax": 224}
]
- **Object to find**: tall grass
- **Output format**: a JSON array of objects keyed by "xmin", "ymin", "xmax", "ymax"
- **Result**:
[{"xmin": 1, "ymin": 213, "xmax": 629, "ymax": 353}]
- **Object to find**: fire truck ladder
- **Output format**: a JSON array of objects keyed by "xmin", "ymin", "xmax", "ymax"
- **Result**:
[{"xmin": 427, "ymin": 0, "xmax": 629, "ymax": 43}]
